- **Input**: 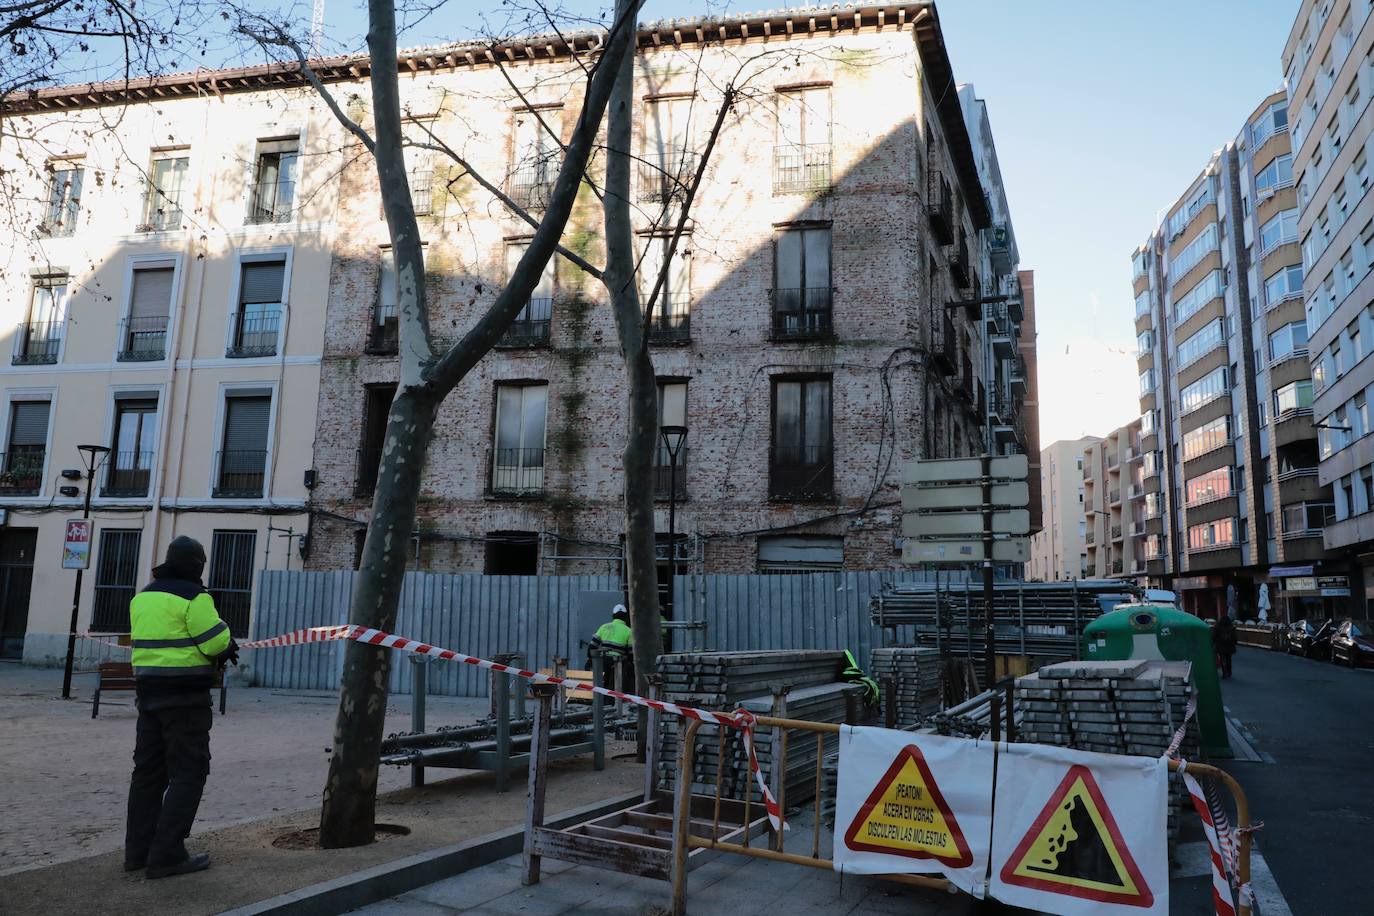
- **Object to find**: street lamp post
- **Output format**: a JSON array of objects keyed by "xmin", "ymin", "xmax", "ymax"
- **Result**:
[
  {"xmin": 61, "ymin": 444, "xmax": 110, "ymax": 700},
  {"xmin": 659, "ymin": 426, "xmax": 687, "ymax": 633}
]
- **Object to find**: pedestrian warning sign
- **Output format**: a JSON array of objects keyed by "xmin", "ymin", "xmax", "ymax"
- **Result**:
[
  {"xmin": 842, "ymin": 745, "xmax": 972, "ymax": 867},
  {"xmin": 999, "ymin": 764, "xmax": 1153, "ymax": 907}
]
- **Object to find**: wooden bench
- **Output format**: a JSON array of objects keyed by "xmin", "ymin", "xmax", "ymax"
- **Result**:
[{"xmin": 92, "ymin": 662, "xmax": 228, "ymax": 718}]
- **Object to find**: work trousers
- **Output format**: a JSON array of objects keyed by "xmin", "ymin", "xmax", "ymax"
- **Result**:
[
  {"xmin": 1218, "ymin": 651, "xmax": 1234, "ymax": 679},
  {"xmin": 125, "ymin": 703, "xmax": 213, "ymax": 867}
]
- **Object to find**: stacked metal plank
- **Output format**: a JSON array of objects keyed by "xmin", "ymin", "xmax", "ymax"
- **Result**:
[
  {"xmin": 656, "ymin": 650, "xmax": 849, "ymax": 804},
  {"xmin": 870, "ymin": 647, "xmax": 942, "ymax": 728},
  {"xmin": 1014, "ymin": 659, "xmax": 1197, "ymax": 850}
]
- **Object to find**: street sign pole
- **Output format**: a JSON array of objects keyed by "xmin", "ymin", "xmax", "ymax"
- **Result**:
[{"xmin": 981, "ymin": 454, "xmax": 995, "ymax": 691}]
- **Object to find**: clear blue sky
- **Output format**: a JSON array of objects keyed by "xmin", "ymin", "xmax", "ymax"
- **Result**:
[{"xmin": 306, "ymin": 0, "xmax": 1302, "ymax": 445}]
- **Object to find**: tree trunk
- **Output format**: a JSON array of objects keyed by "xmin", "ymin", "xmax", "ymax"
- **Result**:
[{"xmin": 602, "ymin": 0, "xmax": 662, "ymax": 691}]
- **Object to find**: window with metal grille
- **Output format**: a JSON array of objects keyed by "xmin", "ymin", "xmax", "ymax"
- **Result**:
[
  {"xmin": 773, "ymin": 87, "xmax": 832, "ymax": 194},
  {"xmin": 91, "ymin": 529, "xmax": 141, "ymax": 632},
  {"xmin": 770, "ymin": 376, "xmax": 833, "ymax": 499},
  {"xmin": 498, "ymin": 242, "xmax": 554, "ymax": 347},
  {"xmin": 2, "ymin": 401, "xmax": 49, "ymax": 496},
  {"xmin": 208, "ymin": 530, "xmax": 256, "ymax": 636},
  {"xmin": 640, "ymin": 237, "xmax": 691, "ymax": 343},
  {"xmin": 356, "ymin": 384, "xmax": 395, "ymax": 497},
  {"xmin": 228, "ymin": 258, "xmax": 285, "ymax": 357},
  {"xmin": 105, "ymin": 398, "xmax": 158, "ymax": 497},
  {"xmin": 491, "ymin": 384, "xmax": 547, "ymax": 495},
  {"xmin": 120, "ymin": 262, "xmax": 175, "ymax": 360},
  {"xmin": 772, "ymin": 227, "xmax": 832, "ymax": 339},
  {"xmin": 215, "ymin": 393, "xmax": 270, "ymax": 497},
  {"xmin": 248, "ymin": 139, "xmax": 299, "ymax": 224},
  {"xmin": 14, "ymin": 277, "xmax": 66, "ymax": 366}
]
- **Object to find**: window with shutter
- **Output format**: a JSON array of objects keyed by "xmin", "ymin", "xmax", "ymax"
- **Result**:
[
  {"xmin": 3, "ymin": 401, "xmax": 49, "ymax": 494},
  {"xmin": 120, "ymin": 262, "xmax": 175, "ymax": 361},
  {"xmin": 215, "ymin": 394, "xmax": 270, "ymax": 497},
  {"xmin": 229, "ymin": 259, "xmax": 284, "ymax": 357}
]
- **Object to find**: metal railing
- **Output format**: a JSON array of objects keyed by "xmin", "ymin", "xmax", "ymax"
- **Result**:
[
  {"xmin": 932, "ymin": 309, "xmax": 958, "ymax": 375},
  {"xmin": 770, "ymin": 288, "xmax": 833, "ymax": 340},
  {"xmin": 12, "ymin": 321, "xmax": 61, "ymax": 365},
  {"xmin": 490, "ymin": 447, "xmax": 546, "ymax": 495},
  {"xmin": 117, "ymin": 316, "xmax": 168, "ymax": 361},
  {"xmin": 0, "ymin": 447, "xmax": 44, "ymax": 495},
  {"xmin": 1111, "ymin": 524, "xmax": 1123, "ymax": 539},
  {"xmin": 1085, "ymin": 530, "xmax": 1096, "ymax": 545},
  {"xmin": 138, "ymin": 189, "xmax": 182, "ymax": 232},
  {"xmin": 772, "ymin": 143, "xmax": 832, "ymax": 194},
  {"xmin": 950, "ymin": 234, "xmax": 971, "ymax": 288},
  {"xmin": 355, "ymin": 447, "xmax": 383, "ymax": 497},
  {"xmin": 248, "ymin": 177, "xmax": 296, "ymax": 224},
  {"xmin": 927, "ymin": 170, "xmax": 953, "ymax": 244},
  {"xmin": 226, "ymin": 309, "xmax": 281, "ymax": 358},
  {"xmin": 367, "ymin": 303, "xmax": 398, "ymax": 353},
  {"xmin": 639, "ymin": 147, "xmax": 699, "ymax": 202},
  {"xmin": 499, "ymin": 299, "xmax": 554, "ymax": 348},
  {"xmin": 507, "ymin": 162, "xmax": 556, "ymax": 210},
  {"xmin": 409, "ymin": 169, "xmax": 435, "ymax": 216},
  {"xmin": 103, "ymin": 453, "xmax": 153, "ymax": 497},
  {"xmin": 769, "ymin": 445, "xmax": 834, "ymax": 500},
  {"xmin": 652, "ymin": 445, "xmax": 688, "ymax": 500},
  {"xmin": 648, "ymin": 294, "xmax": 691, "ymax": 344},
  {"xmin": 1109, "ymin": 488, "xmax": 1121, "ymax": 504},
  {"xmin": 213, "ymin": 449, "xmax": 267, "ymax": 498}
]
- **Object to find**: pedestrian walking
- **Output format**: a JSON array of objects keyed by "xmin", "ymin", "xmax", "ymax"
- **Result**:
[
  {"xmin": 124, "ymin": 536, "xmax": 238, "ymax": 878},
  {"xmin": 1214, "ymin": 614, "xmax": 1238, "ymax": 680}
]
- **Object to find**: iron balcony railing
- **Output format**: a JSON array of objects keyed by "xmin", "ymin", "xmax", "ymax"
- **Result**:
[
  {"xmin": 932, "ymin": 309, "xmax": 958, "ymax": 376},
  {"xmin": 927, "ymin": 170, "xmax": 953, "ymax": 244},
  {"xmin": 1109, "ymin": 489, "xmax": 1121, "ymax": 504},
  {"xmin": 652, "ymin": 445, "xmax": 688, "ymax": 501},
  {"xmin": 226, "ymin": 309, "xmax": 281, "ymax": 358},
  {"xmin": 647, "ymin": 294, "xmax": 691, "ymax": 344},
  {"xmin": 639, "ymin": 147, "xmax": 699, "ymax": 203},
  {"xmin": 0, "ymin": 447, "xmax": 44, "ymax": 495},
  {"xmin": 770, "ymin": 287, "xmax": 833, "ymax": 340},
  {"xmin": 117, "ymin": 316, "xmax": 169, "ymax": 361},
  {"xmin": 498, "ymin": 298, "xmax": 553, "ymax": 348},
  {"xmin": 12, "ymin": 321, "xmax": 61, "ymax": 365},
  {"xmin": 769, "ymin": 444, "xmax": 834, "ymax": 500},
  {"xmin": 248, "ymin": 177, "xmax": 296, "ymax": 224},
  {"xmin": 1112, "ymin": 559, "xmax": 1124, "ymax": 574},
  {"xmin": 355, "ymin": 447, "xmax": 382, "ymax": 497},
  {"xmin": 490, "ymin": 447, "xmax": 546, "ymax": 496},
  {"xmin": 138, "ymin": 189, "xmax": 182, "ymax": 232},
  {"xmin": 950, "ymin": 233, "xmax": 971, "ymax": 288},
  {"xmin": 1111, "ymin": 524, "xmax": 1123, "ymax": 540},
  {"xmin": 772, "ymin": 143, "xmax": 832, "ymax": 194},
  {"xmin": 213, "ymin": 449, "xmax": 267, "ymax": 498},
  {"xmin": 1085, "ymin": 530, "xmax": 1096, "ymax": 545},
  {"xmin": 367, "ymin": 303, "xmax": 398, "ymax": 353},
  {"xmin": 103, "ymin": 452, "xmax": 154, "ymax": 497},
  {"xmin": 1130, "ymin": 521, "xmax": 1146, "ymax": 536},
  {"xmin": 507, "ymin": 161, "xmax": 556, "ymax": 211},
  {"xmin": 409, "ymin": 169, "xmax": 435, "ymax": 216}
]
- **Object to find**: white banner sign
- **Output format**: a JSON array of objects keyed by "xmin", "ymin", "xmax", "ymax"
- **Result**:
[
  {"xmin": 832, "ymin": 726, "xmax": 994, "ymax": 897},
  {"xmin": 989, "ymin": 742, "xmax": 1168, "ymax": 915}
]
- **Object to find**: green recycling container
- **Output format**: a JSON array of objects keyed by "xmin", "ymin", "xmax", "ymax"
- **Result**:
[{"xmin": 1082, "ymin": 603, "xmax": 1232, "ymax": 758}]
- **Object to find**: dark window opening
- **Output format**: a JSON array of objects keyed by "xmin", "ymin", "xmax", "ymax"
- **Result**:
[
  {"xmin": 208, "ymin": 530, "xmax": 256, "ymax": 637},
  {"xmin": 91, "ymin": 529, "xmax": 141, "ymax": 632},
  {"xmin": 770, "ymin": 376, "xmax": 834, "ymax": 500},
  {"xmin": 485, "ymin": 531, "xmax": 539, "ymax": 575},
  {"xmin": 772, "ymin": 227, "xmax": 832, "ymax": 339},
  {"xmin": 356, "ymin": 384, "xmax": 396, "ymax": 497}
]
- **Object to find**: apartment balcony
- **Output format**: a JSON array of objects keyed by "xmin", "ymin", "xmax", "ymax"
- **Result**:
[
  {"xmin": 498, "ymin": 300, "xmax": 554, "ymax": 349},
  {"xmin": 117, "ymin": 316, "xmax": 168, "ymax": 361},
  {"xmin": 927, "ymin": 170, "xmax": 953, "ymax": 245},
  {"xmin": 772, "ymin": 143, "xmax": 832, "ymax": 195},
  {"xmin": 1111, "ymin": 559, "xmax": 1124, "ymax": 574},
  {"xmin": 639, "ymin": 147, "xmax": 699, "ymax": 203},
  {"xmin": 225, "ymin": 310, "xmax": 280, "ymax": 358},
  {"xmin": 770, "ymin": 288, "xmax": 833, "ymax": 341},
  {"xmin": 1273, "ymin": 408, "xmax": 1315, "ymax": 448},
  {"xmin": 1276, "ymin": 464, "xmax": 1320, "ymax": 484},
  {"xmin": 987, "ymin": 222, "xmax": 1013, "ymax": 275},
  {"xmin": 355, "ymin": 447, "xmax": 382, "ymax": 498},
  {"xmin": 1111, "ymin": 524, "xmax": 1123, "ymax": 541},
  {"xmin": 1129, "ymin": 483, "xmax": 1145, "ymax": 498},
  {"xmin": 1009, "ymin": 355, "xmax": 1027, "ymax": 394},
  {"xmin": 102, "ymin": 454, "xmax": 153, "ymax": 497},
  {"xmin": 366, "ymin": 303, "xmax": 399, "ymax": 354},
  {"xmin": 949, "ymin": 235, "xmax": 971, "ymax": 289},
  {"xmin": 212, "ymin": 450, "xmax": 267, "ymax": 498},
  {"xmin": 931, "ymin": 310, "xmax": 957, "ymax": 376},
  {"xmin": 769, "ymin": 445, "xmax": 834, "ymax": 501},
  {"xmin": 0, "ymin": 447, "xmax": 44, "ymax": 496},
  {"xmin": 1130, "ymin": 521, "xmax": 1145, "ymax": 536},
  {"xmin": 1107, "ymin": 452, "xmax": 1120, "ymax": 469},
  {"xmin": 247, "ymin": 177, "xmax": 297, "ymax": 225},
  {"xmin": 1085, "ymin": 530, "xmax": 1096, "ymax": 545},
  {"xmin": 652, "ymin": 445, "xmax": 688, "ymax": 501},
  {"xmin": 1109, "ymin": 489, "xmax": 1121, "ymax": 505},
  {"xmin": 12, "ymin": 322, "xmax": 60, "ymax": 365},
  {"xmin": 1130, "ymin": 560, "xmax": 1146, "ymax": 575},
  {"xmin": 489, "ymin": 447, "xmax": 546, "ymax": 497},
  {"xmin": 507, "ymin": 161, "xmax": 556, "ymax": 211},
  {"xmin": 647, "ymin": 294, "xmax": 691, "ymax": 345},
  {"xmin": 136, "ymin": 191, "xmax": 182, "ymax": 232},
  {"xmin": 1004, "ymin": 273, "xmax": 1025, "ymax": 322}
]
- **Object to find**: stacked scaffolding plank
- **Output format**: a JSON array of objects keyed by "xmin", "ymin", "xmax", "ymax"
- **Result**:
[
  {"xmin": 871, "ymin": 646, "xmax": 942, "ymax": 728},
  {"xmin": 656, "ymin": 650, "xmax": 850, "ymax": 805}
]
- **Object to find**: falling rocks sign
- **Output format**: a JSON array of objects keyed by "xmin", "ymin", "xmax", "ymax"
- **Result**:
[
  {"xmin": 832, "ymin": 727, "xmax": 994, "ymax": 897},
  {"xmin": 990, "ymin": 742, "xmax": 1168, "ymax": 915}
]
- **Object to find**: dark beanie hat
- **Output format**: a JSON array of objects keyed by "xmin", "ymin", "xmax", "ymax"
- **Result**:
[{"xmin": 166, "ymin": 535, "xmax": 207, "ymax": 571}]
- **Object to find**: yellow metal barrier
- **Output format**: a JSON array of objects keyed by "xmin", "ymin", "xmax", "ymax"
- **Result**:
[{"xmin": 669, "ymin": 715, "xmax": 1253, "ymax": 916}]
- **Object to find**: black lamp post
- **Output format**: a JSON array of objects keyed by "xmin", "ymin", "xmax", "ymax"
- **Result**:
[
  {"xmin": 659, "ymin": 425, "xmax": 687, "ymax": 626},
  {"xmin": 61, "ymin": 443, "xmax": 110, "ymax": 700}
]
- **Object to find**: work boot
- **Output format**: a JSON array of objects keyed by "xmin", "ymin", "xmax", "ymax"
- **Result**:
[
  {"xmin": 123, "ymin": 858, "xmax": 145, "ymax": 872},
  {"xmin": 146, "ymin": 853, "xmax": 210, "ymax": 879}
]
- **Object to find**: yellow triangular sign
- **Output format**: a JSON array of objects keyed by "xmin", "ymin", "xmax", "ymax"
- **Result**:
[
  {"xmin": 1000, "ymin": 764, "xmax": 1153, "ymax": 907},
  {"xmin": 843, "ymin": 745, "xmax": 972, "ymax": 867}
]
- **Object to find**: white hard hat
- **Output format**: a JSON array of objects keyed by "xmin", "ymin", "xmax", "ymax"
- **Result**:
[{"xmin": 612, "ymin": 604, "xmax": 628, "ymax": 617}]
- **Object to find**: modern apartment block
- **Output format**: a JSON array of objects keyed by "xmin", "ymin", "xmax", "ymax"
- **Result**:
[
  {"xmin": 1029, "ymin": 436, "xmax": 1099, "ymax": 581},
  {"xmin": 1081, "ymin": 421, "xmax": 1145, "ymax": 581},
  {"xmin": 0, "ymin": 80, "xmax": 340, "ymax": 663},
  {"xmin": 1131, "ymin": 90, "xmax": 1335, "ymax": 621},
  {"xmin": 1285, "ymin": 0, "xmax": 1374, "ymax": 615},
  {"xmin": 301, "ymin": 5, "xmax": 1036, "ymax": 592}
]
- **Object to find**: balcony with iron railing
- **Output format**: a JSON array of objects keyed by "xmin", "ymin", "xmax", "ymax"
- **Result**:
[
  {"xmin": 507, "ymin": 160, "xmax": 556, "ymax": 211},
  {"xmin": 1085, "ymin": 529, "xmax": 1096, "ymax": 545},
  {"xmin": 11, "ymin": 322, "xmax": 61, "ymax": 365},
  {"xmin": 927, "ymin": 170, "xmax": 953, "ymax": 244},
  {"xmin": 652, "ymin": 445, "xmax": 688, "ymax": 501},
  {"xmin": 769, "ymin": 444, "xmax": 834, "ymax": 501},
  {"xmin": 366, "ymin": 303, "xmax": 399, "ymax": 354},
  {"xmin": 932, "ymin": 310, "xmax": 957, "ymax": 376},
  {"xmin": 770, "ymin": 288, "xmax": 833, "ymax": 341},
  {"xmin": 949, "ymin": 234, "xmax": 971, "ymax": 289},
  {"xmin": 1112, "ymin": 558, "xmax": 1124, "ymax": 574},
  {"xmin": 1281, "ymin": 503, "xmax": 1335, "ymax": 540},
  {"xmin": 489, "ymin": 447, "xmax": 546, "ymax": 497},
  {"xmin": 248, "ymin": 177, "xmax": 296, "ymax": 224},
  {"xmin": 497, "ymin": 298, "xmax": 553, "ymax": 348},
  {"xmin": 647, "ymin": 294, "xmax": 691, "ymax": 345},
  {"xmin": 1130, "ymin": 521, "xmax": 1145, "ymax": 536},
  {"xmin": 640, "ymin": 148, "xmax": 699, "ymax": 203},
  {"xmin": 117, "ymin": 316, "xmax": 169, "ymax": 361},
  {"xmin": 102, "ymin": 453, "xmax": 153, "ymax": 497},
  {"xmin": 772, "ymin": 144, "xmax": 832, "ymax": 195},
  {"xmin": 1111, "ymin": 524, "xmax": 1123, "ymax": 540},
  {"xmin": 212, "ymin": 449, "xmax": 267, "ymax": 498},
  {"xmin": 226, "ymin": 310, "xmax": 281, "ymax": 358},
  {"xmin": 137, "ymin": 189, "xmax": 182, "ymax": 232},
  {"xmin": 0, "ymin": 446, "xmax": 44, "ymax": 495},
  {"xmin": 1109, "ymin": 489, "xmax": 1121, "ymax": 505}
]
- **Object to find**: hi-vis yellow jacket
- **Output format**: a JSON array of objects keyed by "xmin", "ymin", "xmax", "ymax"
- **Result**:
[{"xmin": 130, "ymin": 576, "xmax": 233, "ymax": 689}]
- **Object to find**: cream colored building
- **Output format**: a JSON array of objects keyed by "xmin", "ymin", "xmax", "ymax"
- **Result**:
[
  {"xmin": 1029, "ymin": 437, "xmax": 1098, "ymax": 581},
  {"xmin": 1081, "ymin": 420, "xmax": 1145, "ymax": 581},
  {"xmin": 0, "ymin": 83, "xmax": 343, "ymax": 662}
]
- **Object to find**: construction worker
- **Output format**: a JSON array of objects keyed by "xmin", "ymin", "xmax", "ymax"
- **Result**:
[
  {"xmin": 124, "ymin": 536, "xmax": 238, "ymax": 879},
  {"xmin": 589, "ymin": 604, "xmax": 633, "ymax": 689}
]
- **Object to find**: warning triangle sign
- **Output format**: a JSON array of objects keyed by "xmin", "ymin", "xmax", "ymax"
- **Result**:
[
  {"xmin": 842, "ymin": 745, "xmax": 973, "ymax": 868},
  {"xmin": 999, "ymin": 764, "xmax": 1154, "ymax": 907}
]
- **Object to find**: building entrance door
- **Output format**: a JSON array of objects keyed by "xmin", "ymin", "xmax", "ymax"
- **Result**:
[{"xmin": 0, "ymin": 528, "xmax": 37, "ymax": 659}]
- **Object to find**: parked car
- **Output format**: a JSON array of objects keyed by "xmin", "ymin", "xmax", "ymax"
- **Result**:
[
  {"xmin": 1287, "ymin": 619, "xmax": 1335, "ymax": 659},
  {"xmin": 1329, "ymin": 620, "xmax": 1374, "ymax": 668}
]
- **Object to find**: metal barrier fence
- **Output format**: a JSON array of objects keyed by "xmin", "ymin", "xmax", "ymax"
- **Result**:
[{"xmin": 1236, "ymin": 623, "xmax": 1286, "ymax": 650}]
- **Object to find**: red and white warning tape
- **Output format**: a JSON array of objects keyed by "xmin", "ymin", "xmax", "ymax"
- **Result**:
[
  {"xmin": 1180, "ymin": 764, "xmax": 1240, "ymax": 916},
  {"xmin": 1164, "ymin": 694, "xmax": 1197, "ymax": 759}
]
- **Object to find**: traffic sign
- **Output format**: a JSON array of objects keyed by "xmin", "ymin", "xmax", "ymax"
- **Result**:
[
  {"xmin": 842, "ymin": 744, "xmax": 973, "ymax": 867},
  {"xmin": 903, "ymin": 509, "xmax": 1030, "ymax": 538},
  {"xmin": 903, "ymin": 454, "xmax": 1029, "ymax": 484},
  {"xmin": 901, "ymin": 481, "xmax": 1029, "ymax": 511},
  {"xmin": 902, "ymin": 538, "xmax": 1030, "ymax": 564}
]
